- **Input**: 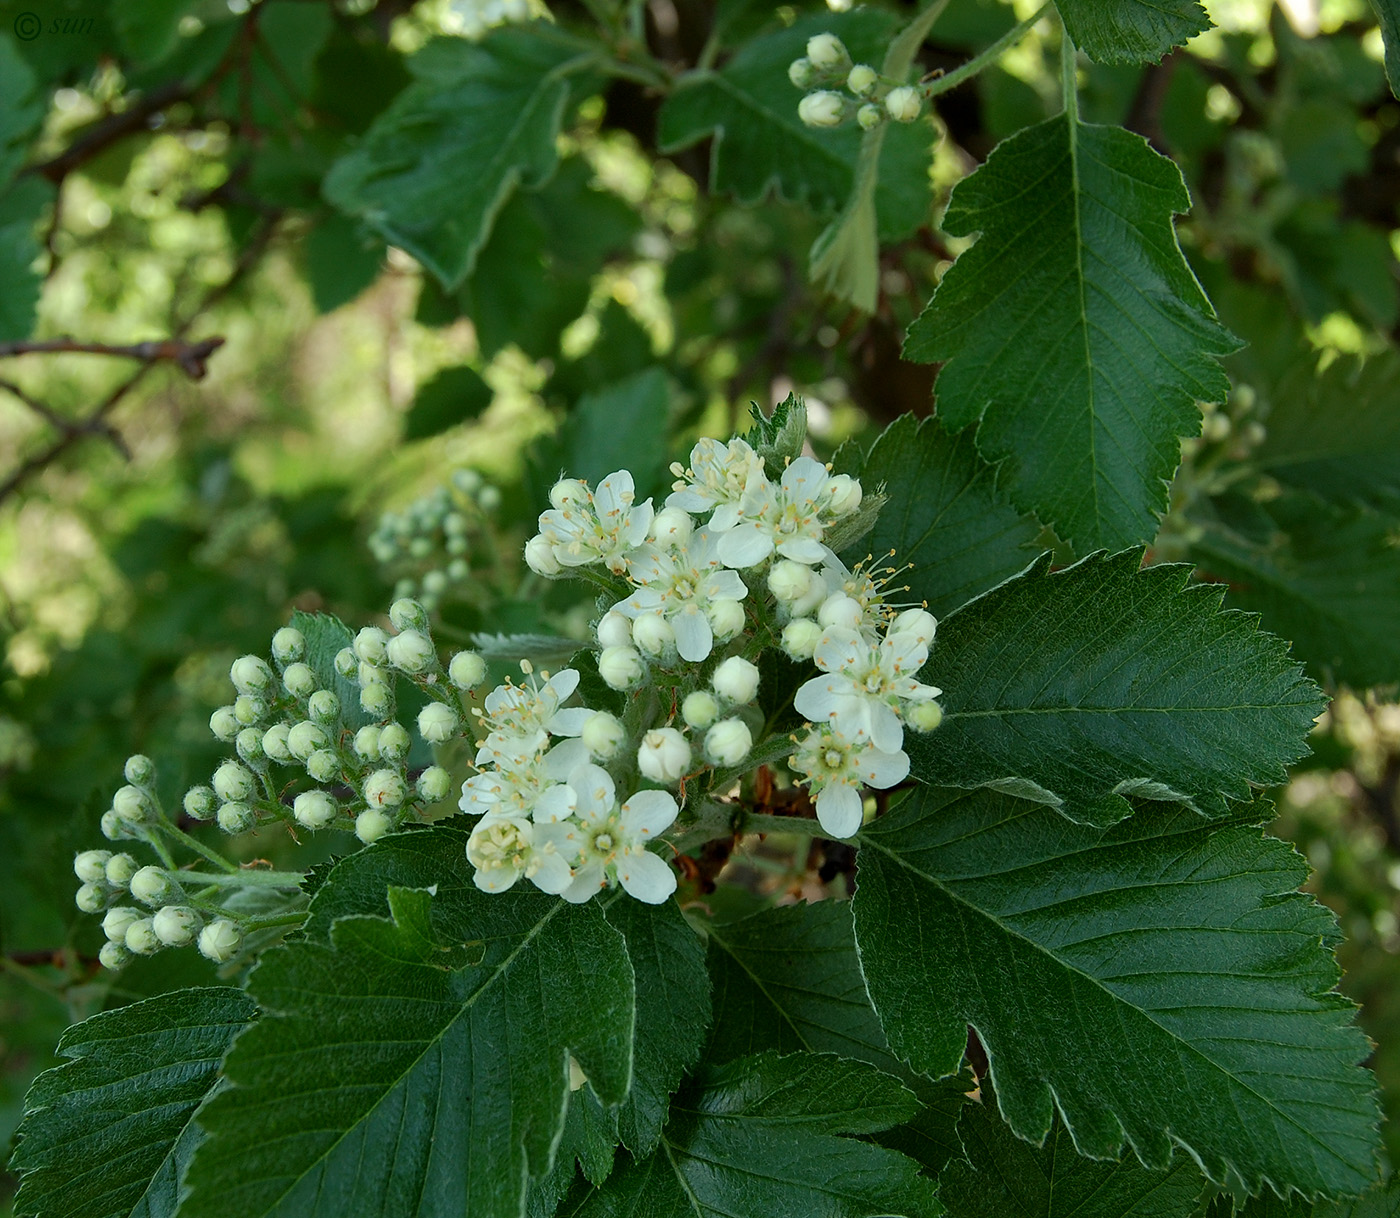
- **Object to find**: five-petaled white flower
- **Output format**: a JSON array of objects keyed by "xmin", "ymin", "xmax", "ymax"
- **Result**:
[
  {"xmin": 555, "ymin": 764, "xmax": 679, "ymax": 904},
  {"xmin": 536, "ymin": 471, "xmax": 654, "ymax": 574},
  {"xmin": 615, "ymin": 529, "xmax": 748, "ymax": 662},
  {"xmin": 713, "ymin": 456, "xmax": 838, "ymax": 569},
  {"xmin": 666, "ymin": 437, "xmax": 767, "ymax": 518},
  {"xmin": 466, "ymin": 814, "xmax": 575, "ymax": 895},
  {"xmin": 789, "ymin": 724, "xmax": 909, "ymax": 838}
]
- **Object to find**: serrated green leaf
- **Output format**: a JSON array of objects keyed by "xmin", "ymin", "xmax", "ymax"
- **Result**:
[
  {"xmin": 908, "ymin": 549, "xmax": 1323, "ymax": 826},
  {"xmin": 11, "ymin": 988, "xmax": 257, "ymax": 1218},
  {"xmin": 563, "ymin": 1052, "xmax": 939, "ymax": 1218},
  {"xmin": 746, "ymin": 392, "xmax": 807, "ymax": 466},
  {"xmin": 1190, "ymin": 493, "xmax": 1400, "ymax": 689},
  {"xmin": 905, "ymin": 115, "xmax": 1238, "ymax": 554},
  {"xmin": 657, "ymin": 10, "xmax": 932, "ymax": 242},
  {"xmin": 1203, "ymin": 1174, "xmax": 1400, "ymax": 1216},
  {"xmin": 1056, "ymin": 0, "xmax": 1211, "ymax": 64},
  {"xmin": 402, "ymin": 365, "xmax": 493, "ymax": 441},
  {"xmin": 324, "ymin": 27, "xmax": 601, "ymax": 289},
  {"xmin": 837, "ymin": 414, "xmax": 1042, "ymax": 618},
  {"xmin": 181, "ymin": 827, "xmax": 635, "ymax": 1218},
  {"xmin": 1371, "ymin": 1, "xmax": 1400, "ymax": 98},
  {"xmin": 854, "ymin": 785, "xmax": 1379, "ymax": 1199},
  {"xmin": 940, "ymin": 1092, "xmax": 1203, "ymax": 1217},
  {"xmin": 288, "ymin": 609, "xmax": 371, "ymax": 733}
]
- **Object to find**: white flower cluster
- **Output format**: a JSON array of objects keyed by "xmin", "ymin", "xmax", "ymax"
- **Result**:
[
  {"xmin": 790, "ymin": 33, "xmax": 925, "ymax": 131},
  {"xmin": 442, "ymin": 0, "xmax": 537, "ymax": 38},
  {"xmin": 368, "ymin": 469, "xmax": 501, "ymax": 614}
]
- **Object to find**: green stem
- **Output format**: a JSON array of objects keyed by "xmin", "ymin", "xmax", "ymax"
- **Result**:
[
  {"xmin": 923, "ymin": 2, "xmax": 1053, "ymax": 100},
  {"xmin": 883, "ymin": 0, "xmax": 952, "ymax": 79},
  {"xmin": 1060, "ymin": 19, "xmax": 1079, "ymax": 119},
  {"xmin": 238, "ymin": 910, "xmax": 308, "ymax": 932},
  {"xmin": 177, "ymin": 868, "xmax": 307, "ymax": 889},
  {"xmin": 156, "ymin": 817, "xmax": 239, "ymax": 873}
]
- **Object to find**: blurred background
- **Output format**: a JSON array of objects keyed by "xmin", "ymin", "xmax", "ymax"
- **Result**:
[{"xmin": 2, "ymin": 0, "xmax": 1399, "ymax": 1205}]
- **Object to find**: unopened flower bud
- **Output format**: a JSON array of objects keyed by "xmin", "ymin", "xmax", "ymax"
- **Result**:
[
  {"xmin": 101, "ymin": 810, "xmax": 127, "ymax": 841},
  {"xmin": 112, "ymin": 785, "xmax": 152, "ymax": 827},
  {"xmin": 596, "ymin": 611, "xmax": 632, "ymax": 649},
  {"xmin": 217, "ymin": 802, "xmax": 256, "ymax": 834},
  {"xmin": 632, "ymin": 613, "xmax": 676, "ymax": 659},
  {"xmin": 130, "ymin": 866, "xmax": 173, "ymax": 907},
  {"xmin": 857, "ymin": 102, "xmax": 882, "ymax": 130},
  {"xmin": 705, "ymin": 718, "xmax": 753, "ymax": 766},
  {"xmin": 75, "ymin": 882, "xmax": 108, "ymax": 913},
  {"xmin": 389, "ymin": 598, "xmax": 428, "ymax": 633},
  {"xmin": 233, "ymin": 695, "xmax": 265, "ymax": 726},
  {"xmin": 74, "ymin": 849, "xmax": 111, "ymax": 884},
  {"xmin": 824, "ymin": 473, "xmax": 862, "ymax": 515},
  {"xmin": 682, "ymin": 690, "xmax": 719, "ymax": 729},
  {"xmin": 373, "ymin": 724, "xmax": 406, "ymax": 764},
  {"xmin": 788, "ymin": 56, "xmax": 815, "ymax": 89},
  {"xmin": 449, "ymin": 650, "xmax": 486, "ymax": 690},
  {"xmin": 907, "ymin": 700, "xmax": 943, "ymax": 732},
  {"xmin": 418, "ymin": 701, "xmax": 459, "ymax": 743},
  {"xmin": 354, "ymin": 627, "xmax": 389, "ymax": 664},
  {"xmin": 782, "ymin": 618, "xmax": 823, "ymax": 660},
  {"xmin": 356, "ymin": 809, "xmax": 393, "ymax": 844},
  {"xmin": 123, "ymin": 755, "xmax": 155, "ymax": 787},
  {"xmin": 306, "ymin": 749, "xmax": 339, "ymax": 783},
  {"xmin": 550, "ymin": 478, "xmax": 590, "ymax": 509},
  {"xmin": 198, "ymin": 918, "xmax": 242, "ymax": 963},
  {"xmin": 706, "ymin": 598, "xmax": 746, "ymax": 642},
  {"xmin": 768, "ymin": 560, "xmax": 814, "ymax": 604},
  {"xmin": 99, "ymin": 940, "xmax": 130, "ymax": 970},
  {"xmin": 125, "ymin": 918, "xmax": 161, "ymax": 956},
  {"xmin": 261, "ymin": 724, "xmax": 291, "ymax": 763},
  {"xmin": 183, "ymin": 785, "xmax": 217, "ymax": 821},
  {"xmin": 818, "ymin": 594, "xmax": 863, "ymax": 631},
  {"xmin": 102, "ymin": 905, "xmax": 141, "ymax": 943},
  {"xmin": 799, "ymin": 90, "xmax": 846, "ymax": 128},
  {"xmin": 365, "ymin": 768, "xmax": 407, "ymax": 809},
  {"xmin": 209, "ymin": 706, "xmax": 239, "ymax": 742},
  {"xmin": 293, "ymin": 789, "xmax": 338, "ymax": 830},
  {"xmin": 890, "ymin": 608, "xmax": 937, "ymax": 645},
  {"xmin": 213, "ymin": 760, "xmax": 256, "ymax": 803},
  {"xmin": 712, "ymin": 656, "xmax": 760, "ymax": 704},
  {"xmin": 418, "ymin": 766, "xmax": 451, "ymax": 802},
  {"xmin": 282, "ymin": 663, "xmax": 318, "ymax": 699},
  {"xmin": 387, "ymin": 629, "xmax": 436, "ymax": 674},
  {"xmin": 847, "ymin": 64, "xmax": 876, "ymax": 96},
  {"xmin": 361, "ymin": 683, "xmax": 393, "ymax": 718},
  {"xmin": 153, "ymin": 905, "xmax": 199, "ymax": 947},
  {"xmin": 287, "ymin": 721, "xmax": 329, "ymax": 762},
  {"xmin": 334, "ymin": 646, "xmax": 358, "ymax": 679},
  {"xmin": 307, "ymin": 690, "xmax": 340, "ymax": 725},
  {"xmin": 525, "ymin": 535, "xmax": 562, "ymax": 576},
  {"xmin": 271, "ymin": 626, "xmax": 306, "ymax": 665},
  {"xmin": 236, "ymin": 727, "xmax": 264, "ymax": 764},
  {"xmin": 230, "ymin": 655, "xmax": 273, "ymax": 695},
  {"xmin": 885, "ymin": 85, "xmax": 921, "ymax": 122},
  {"xmin": 650, "ymin": 507, "xmax": 694, "ymax": 548},
  {"xmin": 105, "ymin": 853, "xmax": 137, "ymax": 887},
  {"xmin": 638, "ymin": 727, "xmax": 692, "ymax": 784},
  {"xmin": 582, "ymin": 711, "xmax": 626, "ymax": 759},
  {"xmin": 806, "ymin": 32, "xmax": 849, "ymax": 69},
  {"xmin": 354, "ymin": 725, "xmax": 382, "ymax": 761},
  {"xmin": 599, "ymin": 645, "xmax": 645, "ymax": 690}
]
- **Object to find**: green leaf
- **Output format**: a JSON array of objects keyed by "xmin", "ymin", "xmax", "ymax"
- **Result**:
[
  {"xmin": 905, "ymin": 115, "xmax": 1238, "ymax": 554},
  {"xmin": 1190, "ymin": 494, "xmax": 1400, "ymax": 689},
  {"xmin": 564, "ymin": 1052, "xmax": 939, "ymax": 1218},
  {"xmin": 705, "ymin": 900, "xmax": 900, "ymax": 1073},
  {"xmin": 11, "ymin": 988, "xmax": 257, "ymax": 1218},
  {"xmin": 324, "ymin": 27, "xmax": 601, "ymax": 289},
  {"xmin": 1055, "ymin": 0, "xmax": 1212, "ymax": 64},
  {"xmin": 0, "ymin": 176, "xmax": 51, "ymax": 342},
  {"xmin": 854, "ymin": 786, "xmax": 1379, "ymax": 1199},
  {"xmin": 909, "ymin": 549, "xmax": 1323, "ymax": 826},
  {"xmin": 111, "ymin": 0, "xmax": 194, "ymax": 64},
  {"xmin": 403, "ymin": 365, "xmax": 493, "ymax": 441},
  {"xmin": 1204, "ymin": 1175, "xmax": 1400, "ymax": 1216},
  {"xmin": 302, "ymin": 213, "xmax": 383, "ymax": 314},
  {"xmin": 746, "ymin": 392, "xmax": 807, "ymax": 466},
  {"xmin": 836, "ymin": 415, "xmax": 1042, "ymax": 619},
  {"xmin": 940, "ymin": 1092, "xmax": 1203, "ymax": 1217},
  {"xmin": 0, "ymin": 34, "xmax": 43, "ymax": 181},
  {"xmin": 289, "ymin": 609, "xmax": 371, "ymax": 733},
  {"xmin": 182, "ymin": 827, "xmax": 636, "ymax": 1218},
  {"xmin": 657, "ymin": 10, "xmax": 932, "ymax": 242},
  {"xmin": 1371, "ymin": 1, "xmax": 1400, "ymax": 98}
]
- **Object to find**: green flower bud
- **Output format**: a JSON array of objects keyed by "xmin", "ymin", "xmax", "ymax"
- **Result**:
[
  {"xmin": 213, "ymin": 760, "xmax": 256, "ymax": 803},
  {"xmin": 123, "ymin": 754, "xmax": 155, "ymax": 787},
  {"xmin": 365, "ymin": 768, "xmax": 407, "ymax": 809},
  {"xmin": 153, "ymin": 905, "xmax": 199, "ymax": 947},
  {"xmin": 233, "ymin": 695, "xmax": 266, "ymax": 726},
  {"xmin": 781, "ymin": 618, "xmax": 822, "ymax": 660},
  {"xmin": 446, "ymin": 557, "xmax": 469, "ymax": 581},
  {"xmin": 598, "ymin": 645, "xmax": 645, "ymax": 691},
  {"xmin": 355, "ymin": 627, "xmax": 389, "ymax": 664},
  {"xmin": 271, "ymin": 626, "xmax": 306, "ymax": 666},
  {"xmin": 334, "ymin": 646, "xmax": 358, "ymax": 679},
  {"xmin": 418, "ymin": 766, "xmax": 451, "ymax": 802},
  {"xmin": 884, "ymin": 85, "xmax": 921, "ymax": 122},
  {"xmin": 806, "ymin": 32, "xmax": 848, "ymax": 70},
  {"xmin": 353, "ymin": 725, "xmax": 382, "ymax": 761},
  {"xmin": 788, "ymin": 56, "xmax": 815, "ymax": 89},
  {"xmin": 389, "ymin": 598, "xmax": 428, "ymax": 633},
  {"xmin": 102, "ymin": 905, "xmax": 142, "ymax": 943},
  {"xmin": 798, "ymin": 90, "xmax": 846, "ymax": 128},
  {"xmin": 230, "ymin": 655, "xmax": 273, "ymax": 695},
  {"xmin": 217, "ymin": 802, "xmax": 256, "ymax": 834},
  {"xmin": 582, "ymin": 711, "xmax": 626, "ymax": 760},
  {"xmin": 287, "ymin": 720, "xmax": 330, "ymax": 762},
  {"xmin": 101, "ymin": 810, "xmax": 128, "ymax": 841},
  {"xmin": 125, "ymin": 917, "xmax": 161, "ymax": 955},
  {"xmin": 209, "ymin": 706, "xmax": 239, "ymax": 742},
  {"xmin": 356, "ymin": 808, "xmax": 393, "ymax": 844},
  {"xmin": 712, "ymin": 656, "xmax": 760, "ymax": 704},
  {"xmin": 282, "ymin": 662, "xmax": 318, "ymax": 699},
  {"xmin": 236, "ymin": 727, "xmax": 264, "ymax": 764},
  {"xmin": 198, "ymin": 918, "xmax": 242, "ymax": 963},
  {"xmin": 422, "ymin": 569, "xmax": 448, "ymax": 597},
  {"xmin": 386, "ymin": 629, "xmax": 436, "ymax": 675},
  {"xmin": 681, "ymin": 691, "xmax": 719, "ymax": 730},
  {"xmin": 74, "ymin": 849, "xmax": 112, "ymax": 884},
  {"xmin": 98, "ymin": 940, "xmax": 130, "ymax": 970},
  {"xmin": 379, "ymin": 723, "xmax": 411, "ymax": 763},
  {"xmin": 846, "ymin": 63, "xmax": 877, "ymax": 96},
  {"xmin": 307, "ymin": 689, "xmax": 340, "ymax": 724},
  {"xmin": 75, "ymin": 881, "xmax": 109, "ymax": 913},
  {"xmin": 306, "ymin": 749, "xmax": 339, "ymax": 783},
  {"xmin": 704, "ymin": 717, "xmax": 753, "ymax": 766},
  {"xmin": 105, "ymin": 853, "xmax": 137, "ymax": 887},
  {"xmin": 448, "ymin": 650, "xmax": 486, "ymax": 690},
  {"xmin": 360, "ymin": 682, "xmax": 393, "ymax": 718},
  {"xmin": 131, "ymin": 866, "xmax": 173, "ymax": 906},
  {"xmin": 907, "ymin": 700, "xmax": 943, "ymax": 732},
  {"xmin": 417, "ymin": 701, "xmax": 459, "ymax": 744},
  {"xmin": 857, "ymin": 102, "xmax": 882, "ymax": 130},
  {"xmin": 183, "ymin": 785, "xmax": 217, "ymax": 821},
  {"xmin": 293, "ymin": 789, "xmax": 339, "ymax": 830},
  {"xmin": 112, "ymin": 785, "xmax": 152, "ymax": 828},
  {"xmin": 262, "ymin": 724, "xmax": 292, "ymax": 763}
]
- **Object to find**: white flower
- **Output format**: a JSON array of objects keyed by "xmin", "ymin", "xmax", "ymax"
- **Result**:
[
  {"xmin": 459, "ymin": 736, "xmax": 587, "ymax": 821},
  {"xmin": 637, "ymin": 727, "xmax": 692, "ymax": 784},
  {"xmin": 614, "ymin": 528, "xmax": 748, "ymax": 663},
  {"xmin": 535, "ymin": 470, "xmax": 654, "ymax": 575},
  {"xmin": 795, "ymin": 625, "xmax": 941, "ymax": 752},
  {"xmin": 790, "ymin": 724, "xmax": 909, "ymax": 837},
  {"xmin": 555, "ymin": 766, "xmax": 678, "ymax": 904},
  {"xmin": 704, "ymin": 718, "xmax": 752, "ymax": 766},
  {"xmin": 482, "ymin": 667, "xmax": 592, "ymax": 739},
  {"xmin": 666, "ymin": 437, "xmax": 767, "ymax": 518},
  {"xmin": 466, "ymin": 814, "xmax": 573, "ymax": 895},
  {"xmin": 712, "ymin": 656, "xmax": 760, "ymax": 704},
  {"xmin": 714, "ymin": 457, "xmax": 837, "ymax": 568}
]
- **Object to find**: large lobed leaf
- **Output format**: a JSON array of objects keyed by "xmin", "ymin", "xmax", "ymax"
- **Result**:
[
  {"xmin": 905, "ymin": 114, "xmax": 1238, "ymax": 555},
  {"xmin": 12, "ymin": 988, "xmax": 256, "ymax": 1218},
  {"xmin": 181, "ymin": 825, "xmax": 635, "ymax": 1218},
  {"xmin": 854, "ymin": 786, "xmax": 1380, "ymax": 1199},
  {"xmin": 909, "ymin": 549, "xmax": 1324, "ymax": 826},
  {"xmin": 1055, "ymin": 0, "xmax": 1212, "ymax": 64}
]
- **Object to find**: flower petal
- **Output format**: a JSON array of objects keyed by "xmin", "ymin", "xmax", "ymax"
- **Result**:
[
  {"xmin": 531, "ymin": 783, "xmax": 577, "ymax": 824},
  {"xmin": 781, "ymin": 455, "xmax": 828, "ymax": 500},
  {"xmin": 815, "ymin": 785, "xmax": 863, "ymax": 838},
  {"xmin": 568, "ymin": 763, "xmax": 617, "ymax": 821},
  {"xmin": 561, "ymin": 862, "xmax": 607, "ymax": 904},
  {"xmin": 616, "ymin": 849, "xmax": 677, "ymax": 904},
  {"xmin": 528, "ymin": 851, "xmax": 573, "ymax": 894},
  {"xmin": 859, "ymin": 747, "xmax": 910, "ymax": 789},
  {"xmin": 547, "ymin": 707, "xmax": 593, "ymax": 737},
  {"xmin": 717, "ymin": 523, "xmax": 773, "ymax": 568},
  {"xmin": 673, "ymin": 608, "xmax": 713, "ymax": 663},
  {"xmin": 473, "ymin": 864, "xmax": 522, "ymax": 894},
  {"xmin": 868, "ymin": 703, "xmax": 904, "ymax": 753},
  {"xmin": 542, "ymin": 737, "xmax": 589, "ymax": 780},
  {"xmin": 620, "ymin": 789, "xmax": 679, "ymax": 838}
]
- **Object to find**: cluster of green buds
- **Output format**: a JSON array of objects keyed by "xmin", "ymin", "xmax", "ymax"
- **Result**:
[
  {"xmin": 789, "ymin": 33, "xmax": 925, "ymax": 131},
  {"xmin": 367, "ymin": 468, "xmax": 502, "ymax": 614}
]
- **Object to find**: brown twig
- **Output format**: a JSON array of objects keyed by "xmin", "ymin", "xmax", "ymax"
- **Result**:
[
  {"xmin": 0, "ymin": 376, "xmax": 131, "ymax": 459},
  {"xmin": 0, "ymin": 337, "xmax": 225, "ymax": 379},
  {"xmin": 29, "ymin": 81, "xmax": 192, "ymax": 186}
]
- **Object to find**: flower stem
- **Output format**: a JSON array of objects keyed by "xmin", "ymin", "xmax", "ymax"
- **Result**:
[
  {"xmin": 177, "ymin": 868, "xmax": 306, "ymax": 889},
  {"xmin": 924, "ymin": 2, "xmax": 1053, "ymax": 101}
]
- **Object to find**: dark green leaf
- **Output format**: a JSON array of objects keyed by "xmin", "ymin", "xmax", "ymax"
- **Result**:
[
  {"xmin": 182, "ymin": 827, "xmax": 635, "ymax": 1218},
  {"xmin": 940, "ymin": 1092, "xmax": 1203, "ymax": 1217},
  {"xmin": 854, "ymin": 786, "xmax": 1379, "ymax": 1198},
  {"xmin": 1056, "ymin": 0, "xmax": 1212, "ymax": 64},
  {"xmin": 12, "ymin": 988, "xmax": 257, "ymax": 1218},
  {"xmin": 1371, "ymin": 0, "xmax": 1400, "ymax": 98},
  {"xmin": 746, "ymin": 393, "xmax": 806, "ymax": 467},
  {"xmin": 110, "ymin": 0, "xmax": 193, "ymax": 65},
  {"xmin": 905, "ymin": 115, "xmax": 1238, "ymax": 554},
  {"xmin": 657, "ymin": 10, "xmax": 932, "ymax": 242},
  {"xmin": 564, "ymin": 1052, "xmax": 939, "ymax": 1218},
  {"xmin": 403, "ymin": 365, "xmax": 493, "ymax": 441},
  {"xmin": 302, "ymin": 213, "xmax": 383, "ymax": 313},
  {"xmin": 0, "ymin": 34, "xmax": 43, "ymax": 180},
  {"xmin": 909, "ymin": 549, "xmax": 1323, "ymax": 826},
  {"xmin": 0, "ymin": 177, "xmax": 51, "ymax": 341},
  {"xmin": 837, "ymin": 415, "xmax": 1042, "ymax": 618},
  {"xmin": 1203, "ymin": 1174, "xmax": 1400, "ymax": 1215},
  {"xmin": 324, "ymin": 27, "xmax": 601, "ymax": 289}
]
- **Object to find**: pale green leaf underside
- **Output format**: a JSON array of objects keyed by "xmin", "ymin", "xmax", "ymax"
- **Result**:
[
  {"xmin": 854, "ymin": 786, "xmax": 1379, "ymax": 1199},
  {"xmin": 562, "ymin": 1053, "xmax": 939, "ymax": 1218},
  {"xmin": 905, "ymin": 114, "xmax": 1237, "ymax": 554},
  {"xmin": 1056, "ymin": 0, "xmax": 1212, "ymax": 64},
  {"xmin": 908, "ymin": 549, "xmax": 1324, "ymax": 826},
  {"xmin": 182, "ymin": 826, "xmax": 635, "ymax": 1218},
  {"xmin": 324, "ymin": 27, "xmax": 599, "ymax": 288},
  {"xmin": 12, "ymin": 988, "xmax": 256, "ymax": 1218}
]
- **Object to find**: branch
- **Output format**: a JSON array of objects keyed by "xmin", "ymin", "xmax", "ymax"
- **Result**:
[
  {"xmin": 0, "ymin": 336, "xmax": 225, "ymax": 379},
  {"xmin": 28, "ymin": 81, "xmax": 192, "ymax": 186},
  {"xmin": 0, "ymin": 376, "xmax": 130, "ymax": 460}
]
